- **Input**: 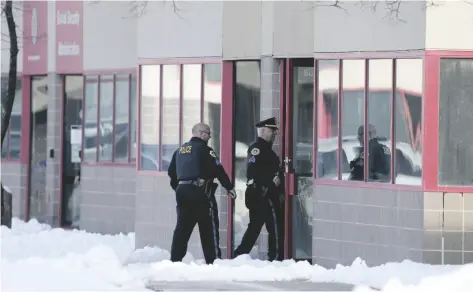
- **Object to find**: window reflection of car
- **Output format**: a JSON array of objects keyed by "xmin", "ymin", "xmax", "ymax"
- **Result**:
[{"xmin": 313, "ymin": 136, "xmax": 422, "ymax": 184}]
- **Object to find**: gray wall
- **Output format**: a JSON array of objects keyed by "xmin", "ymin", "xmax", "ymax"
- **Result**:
[
  {"xmin": 80, "ymin": 165, "xmax": 136, "ymax": 234},
  {"xmin": 1, "ymin": 162, "xmax": 28, "ymax": 219},
  {"xmin": 313, "ymin": 185, "xmax": 473, "ymax": 267},
  {"xmin": 135, "ymin": 175, "xmax": 230, "ymax": 259}
]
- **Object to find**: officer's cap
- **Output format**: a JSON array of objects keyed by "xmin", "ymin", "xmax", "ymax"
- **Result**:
[{"xmin": 255, "ymin": 117, "xmax": 279, "ymax": 130}]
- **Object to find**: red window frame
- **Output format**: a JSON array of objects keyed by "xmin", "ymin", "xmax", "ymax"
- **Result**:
[
  {"xmin": 312, "ymin": 52, "xmax": 425, "ymax": 191},
  {"xmin": 136, "ymin": 59, "xmax": 222, "ymax": 175},
  {"xmin": 1, "ymin": 74, "xmax": 23, "ymax": 162},
  {"xmin": 81, "ymin": 70, "xmax": 136, "ymax": 166},
  {"xmin": 424, "ymin": 50, "xmax": 473, "ymax": 193}
]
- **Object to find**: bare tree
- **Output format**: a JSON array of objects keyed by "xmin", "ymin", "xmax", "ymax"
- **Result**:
[{"xmin": 1, "ymin": 0, "xmax": 18, "ymax": 146}]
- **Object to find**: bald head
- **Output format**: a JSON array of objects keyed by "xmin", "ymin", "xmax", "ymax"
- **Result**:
[{"xmin": 192, "ymin": 123, "xmax": 211, "ymax": 142}]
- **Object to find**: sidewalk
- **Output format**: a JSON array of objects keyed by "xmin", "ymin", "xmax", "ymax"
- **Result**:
[{"xmin": 146, "ymin": 280, "xmax": 362, "ymax": 291}]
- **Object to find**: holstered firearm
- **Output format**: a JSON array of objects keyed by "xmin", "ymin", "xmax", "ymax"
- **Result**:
[{"xmin": 204, "ymin": 180, "xmax": 219, "ymax": 199}]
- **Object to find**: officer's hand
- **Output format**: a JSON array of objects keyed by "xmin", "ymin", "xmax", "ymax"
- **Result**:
[
  {"xmin": 228, "ymin": 189, "xmax": 237, "ymax": 200},
  {"xmin": 273, "ymin": 176, "xmax": 281, "ymax": 187}
]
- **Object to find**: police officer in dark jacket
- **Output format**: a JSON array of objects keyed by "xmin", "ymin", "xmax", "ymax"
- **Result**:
[
  {"xmin": 233, "ymin": 117, "xmax": 284, "ymax": 261},
  {"xmin": 349, "ymin": 124, "xmax": 390, "ymax": 181},
  {"xmin": 168, "ymin": 123, "xmax": 237, "ymax": 265}
]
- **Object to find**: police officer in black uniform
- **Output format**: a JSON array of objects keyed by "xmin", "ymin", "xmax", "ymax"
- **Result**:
[
  {"xmin": 349, "ymin": 124, "xmax": 390, "ymax": 181},
  {"xmin": 168, "ymin": 123, "xmax": 237, "ymax": 264},
  {"xmin": 233, "ymin": 117, "xmax": 284, "ymax": 261}
]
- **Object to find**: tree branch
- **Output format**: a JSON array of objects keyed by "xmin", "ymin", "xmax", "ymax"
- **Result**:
[{"xmin": 1, "ymin": 0, "xmax": 19, "ymax": 146}]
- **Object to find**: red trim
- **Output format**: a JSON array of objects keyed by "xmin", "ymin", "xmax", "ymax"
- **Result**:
[
  {"xmin": 423, "ymin": 54, "xmax": 439, "ymax": 191},
  {"xmin": 284, "ymin": 59, "xmax": 294, "ymax": 259},
  {"xmin": 313, "ymin": 60, "xmax": 318, "ymax": 178},
  {"xmin": 128, "ymin": 74, "xmax": 133, "ymax": 164},
  {"xmin": 178, "ymin": 65, "xmax": 183, "ymax": 145},
  {"xmin": 58, "ymin": 76, "xmax": 65, "ymax": 226},
  {"xmin": 337, "ymin": 60, "xmax": 343, "ymax": 180},
  {"xmin": 111, "ymin": 75, "xmax": 117, "ymax": 162},
  {"xmin": 158, "ymin": 65, "xmax": 164, "ymax": 171},
  {"xmin": 95, "ymin": 76, "xmax": 100, "ymax": 162},
  {"xmin": 363, "ymin": 60, "xmax": 369, "ymax": 182},
  {"xmin": 83, "ymin": 68, "xmax": 134, "ymax": 75},
  {"xmin": 23, "ymin": 76, "xmax": 32, "ymax": 221},
  {"xmin": 200, "ymin": 64, "xmax": 205, "ymax": 123},
  {"xmin": 390, "ymin": 60, "xmax": 396, "ymax": 183},
  {"xmin": 314, "ymin": 51, "xmax": 425, "ymax": 59},
  {"xmin": 423, "ymin": 50, "xmax": 473, "ymax": 192},
  {"xmin": 279, "ymin": 60, "xmax": 286, "ymax": 160},
  {"xmin": 138, "ymin": 58, "xmax": 221, "ymax": 65},
  {"xmin": 81, "ymin": 162, "xmax": 135, "ymax": 167},
  {"xmin": 137, "ymin": 66, "xmax": 142, "ymax": 171},
  {"xmin": 81, "ymin": 77, "xmax": 86, "ymax": 165},
  {"xmin": 221, "ymin": 61, "xmax": 234, "ymax": 259}
]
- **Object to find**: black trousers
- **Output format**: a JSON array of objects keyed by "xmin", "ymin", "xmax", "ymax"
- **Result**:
[
  {"xmin": 170, "ymin": 184, "xmax": 219, "ymax": 264},
  {"xmin": 209, "ymin": 194, "xmax": 222, "ymax": 259},
  {"xmin": 234, "ymin": 195, "xmax": 283, "ymax": 261}
]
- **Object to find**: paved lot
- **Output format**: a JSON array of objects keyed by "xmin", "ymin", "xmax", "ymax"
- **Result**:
[{"xmin": 146, "ymin": 280, "xmax": 362, "ymax": 291}]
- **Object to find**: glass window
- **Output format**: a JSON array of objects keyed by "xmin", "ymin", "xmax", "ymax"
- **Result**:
[
  {"xmin": 114, "ymin": 74, "xmax": 130, "ymax": 162},
  {"xmin": 1, "ymin": 77, "xmax": 22, "ymax": 160},
  {"xmin": 203, "ymin": 63, "xmax": 222, "ymax": 155},
  {"xmin": 293, "ymin": 62, "xmax": 314, "ymax": 175},
  {"xmin": 29, "ymin": 76, "xmax": 48, "ymax": 221},
  {"xmin": 233, "ymin": 61, "xmax": 261, "ymax": 253},
  {"xmin": 161, "ymin": 65, "xmax": 180, "ymax": 171},
  {"xmin": 140, "ymin": 65, "xmax": 160, "ymax": 171},
  {"xmin": 341, "ymin": 60, "xmax": 365, "ymax": 181},
  {"xmin": 130, "ymin": 74, "xmax": 137, "ymax": 162},
  {"xmin": 438, "ymin": 58, "xmax": 472, "ymax": 186},
  {"xmin": 395, "ymin": 59, "xmax": 423, "ymax": 186},
  {"xmin": 182, "ymin": 64, "xmax": 202, "ymax": 143},
  {"xmin": 62, "ymin": 75, "xmax": 84, "ymax": 228},
  {"xmin": 98, "ymin": 75, "xmax": 114, "ymax": 161},
  {"xmin": 83, "ymin": 76, "xmax": 98, "ymax": 162},
  {"xmin": 316, "ymin": 60, "xmax": 339, "ymax": 179},
  {"xmin": 367, "ymin": 59, "xmax": 392, "ymax": 183}
]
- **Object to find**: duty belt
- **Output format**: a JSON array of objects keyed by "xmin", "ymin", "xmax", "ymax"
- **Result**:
[{"xmin": 179, "ymin": 179, "xmax": 205, "ymax": 187}]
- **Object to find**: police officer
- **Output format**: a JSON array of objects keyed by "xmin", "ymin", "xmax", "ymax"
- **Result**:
[
  {"xmin": 168, "ymin": 123, "xmax": 237, "ymax": 264},
  {"xmin": 349, "ymin": 124, "xmax": 390, "ymax": 181},
  {"xmin": 233, "ymin": 117, "xmax": 284, "ymax": 261}
]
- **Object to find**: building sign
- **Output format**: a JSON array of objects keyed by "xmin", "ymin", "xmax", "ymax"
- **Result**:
[
  {"xmin": 56, "ymin": 1, "xmax": 83, "ymax": 73},
  {"xmin": 22, "ymin": 1, "xmax": 48, "ymax": 75}
]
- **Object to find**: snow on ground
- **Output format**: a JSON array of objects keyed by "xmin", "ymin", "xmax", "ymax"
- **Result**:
[{"xmin": 1, "ymin": 218, "xmax": 472, "ymax": 292}]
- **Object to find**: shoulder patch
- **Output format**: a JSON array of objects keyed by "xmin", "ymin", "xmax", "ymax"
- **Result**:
[
  {"xmin": 251, "ymin": 148, "xmax": 260, "ymax": 156},
  {"xmin": 383, "ymin": 147, "xmax": 391, "ymax": 155},
  {"xmin": 210, "ymin": 150, "xmax": 217, "ymax": 158}
]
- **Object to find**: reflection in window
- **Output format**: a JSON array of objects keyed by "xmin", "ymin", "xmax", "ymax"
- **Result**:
[
  {"xmin": 62, "ymin": 75, "xmax": 84, "ymax": 228},
  {"xmin": 367, "ymin": 59, "xmax": 392, "ymax": 183},
  {"xmin": 204, "ymin": 64, "xmax": 222, "ymax": 155},
  {"xmin": 233, "ymin": 61, "xmax": 261, "ymax": 253},
  {"xmin": 98, "ymin": 75, "xmax": 114, "ymax": 161},
  {"xmin": 395, "ymin": 59, "xmax": 423, "ymax": 185},
  {"xmin": 439, "ymin": 59, "xmax": 472, "ymax": 186},
  {"xmin": 182, "ymin": 64, "xmax": 202, "ymax": 143},
  {"xmin": 1, "ymin": 77, "xmax": 22, "ymax": 160},
  {"xmin": 130, "ymin": 75, "xmax": 137, "ymax": 162},
  {"xmin": 161, "ymin": 65, "xmax": 180, "ymax": 171},
  {"xmin": 342, "ymin": 60, "xmax": 365, "ymax": 181},
  {"xmin": 84, "ymin": 76, "xmax": 98, "ymax": 162},
  {"xmin": 29, "ymin": 76, "xmax": 48, "ymax": 222},
  {"xmin": 140, "ymin": 65, "xmax": 160, "ymax": 171},
  {"xmin": 317, "ymin": 60, "xmax": 339, "ymax": 179},
  {"xmin": 114, "ymin": 75, "xmax": 130, "ymax": 162},
  {"xmin": 293, "ymin": 63, "xmax": 314, "ymax": 174}
]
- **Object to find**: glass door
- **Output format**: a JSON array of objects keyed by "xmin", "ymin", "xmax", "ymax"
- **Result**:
[
  {"xmin": 61, "ymin": 75, "xmax": 84, "ymax": 227},
  {"xmin": 283, "ymin": 59, "xmax": 315, "ymax": 262},
  {"xmin": 28, "ymin": 76, "xmax": 49, "ymax": 222}
]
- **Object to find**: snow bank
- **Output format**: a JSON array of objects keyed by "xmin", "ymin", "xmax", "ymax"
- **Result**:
[{"xmin": 1, "ymin": 218, "xmax": 472, "ymax": 292}]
